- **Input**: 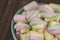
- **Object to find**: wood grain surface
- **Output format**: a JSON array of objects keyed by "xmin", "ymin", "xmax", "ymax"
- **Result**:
[{"xmin": 0, "ymin": 0, "xmax": 60, "ymax": 40}]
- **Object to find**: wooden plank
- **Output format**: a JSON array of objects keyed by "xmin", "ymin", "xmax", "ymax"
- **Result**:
[
  {"xmin": 5, "ymin": 27, "xmax": 14, "ymax": 40},
  {"xmin": 0, "ymin": 0, "xmax": 16, "ymax": 40},
  {"xmin": 0, "ymin": 0, "xmax": 9, "ymax": 20}
]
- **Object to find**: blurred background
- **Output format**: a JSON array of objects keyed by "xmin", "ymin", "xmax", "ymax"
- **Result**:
[{"xmin": 0, "ymin": 0, "xmax": 60, "ymax": 40}]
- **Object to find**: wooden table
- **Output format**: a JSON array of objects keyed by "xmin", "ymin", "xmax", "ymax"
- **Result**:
[{"xmin": 0, "ymin": 0, "xmax": 60, "ymax": 40}]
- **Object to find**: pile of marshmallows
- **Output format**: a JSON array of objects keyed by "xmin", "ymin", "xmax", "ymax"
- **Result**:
[{"xmin": 14, "ymin": 1, "xmax": 60, "ymax": 40}]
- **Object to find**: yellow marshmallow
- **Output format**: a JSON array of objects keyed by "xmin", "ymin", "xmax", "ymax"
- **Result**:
[
  {"xmin": 44, "ymin": 31, "xmax": 54, "ymax": 40},
  {"xmin": 30, "ymin": 31, "xmax": 44, "ymax": 40},
  {"xmin": 45, "ymin": 16, "xmax": 59, "ymax": 22},
  {"xmin": 20, "ymin": 29, "xmax": 30, "ymax": 33},
  {"xmin": 32, "ymin": 24, "xmax": 46, "ymax": 32},
  {"xmin": 56, "ymin": 16, "xmax": 60, "ymax": 22},
  {"xmin": 32, "ymin": 24, "xmax": 45, "ymax": 29},
  {"xmin": 30, "ymin": 31, "xmax": 43, "ymax": 36},
  {"xmin": 20, "ymin": 32, "xmax": 29, "ymax": 40},
  {"xmin": 49, "ymin": 3, "xmax": 60, "ymax": 10},
  {"xmin": 49, "ymin": 21, "xmax": 59, "ymax": 26},
  {"xmin": 45, "ymin": 18, "xmax": 55, "ymax": 22},
  {"xmin": 37, "ymin": 13, "xmax": 42, "ymax": 18}
]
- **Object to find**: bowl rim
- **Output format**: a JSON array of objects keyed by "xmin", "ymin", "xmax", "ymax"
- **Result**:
[{"xmin": 11, "ymin": 7, "xmax": 24, "ymax": 40}]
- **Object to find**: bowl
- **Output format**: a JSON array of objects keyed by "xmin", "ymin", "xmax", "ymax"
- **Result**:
[{"xmin": 11, "ymin": 3, "xmax": 44, "ymax": 40}]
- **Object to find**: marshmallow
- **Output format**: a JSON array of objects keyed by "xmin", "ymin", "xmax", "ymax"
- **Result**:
[
  {"xmin": 16, "ymin": 31, "xmax": 20, "ymax": 39},
  {"xmin": 28, "ymin": 10, "xmax": 41, "ymax": 21},
  {"xmin": 27, "ymin": 10, "xmax": 36, "ymax": 20},
  {"xmin": 20, "ymin": 32, "xmax": 29, "ymax": 40},
  {"xmin": 30, "ymin": 17, "xmax": 47, "ymax": 32},
  {"xmin": 37, "ymin": 13, "xmax": 42, "ymax": 18},
  {"xmin": 56, "ymin": 13, "xmax": 60, "ymax": 22},
  {"xmin": 39, "ymin": 5, "xmax": 56, "ymax": 22},
  {"xmin": 48, "ymin": 21, "xmax": 60, "ymax": 35},
  {"xmin": 32, "ymin": 24, "xmax": 47, "ymax": 32},
  {"xmin": 49, "ymin": 3, "xmax": 60, "ymax": 13},
  {"xmin": 30, "ymin": 17, "xmax": 47, "ymax": 26},
  {"xmin": 29, "ymin": 31, "xmax": 44, "ymax": 40},
  {"xmin": 14, "ymin": 22, "xmax": 30, "ymax": 33},
  {"xmin": 14, "ymin": 14, "xmax": 27, "ymax": 23},
  {"xmin": 44, "ymin": 31, "xmax": 54, "ymax": 40},
  {"xmin": 39, "ymin": 5, "xmax": 54, "ymax": 13},
  {"xmin": 23, "ymin": 1, "xmax": 39, "ymax": 11}
]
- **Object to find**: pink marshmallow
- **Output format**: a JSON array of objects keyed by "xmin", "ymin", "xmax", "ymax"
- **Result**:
[
  {"xmin": 48, "ymin": 24, "xmax": 60, "ymax": 35},
  {"xmin": 27, "ymin": 10, "xmax": 36, "ymax": 19},
  {"xmin": 49, "ymin": 30, "xmax": 60, "ymax": 35},
  {"xmin": 16, "ymin": 32, "xmax": 20, "ymax": 38},
  {"xmin": 14, "ymin": 22, "xmax": 30, "ymax": 33},
  {"xmin": 39, "ymin": 5, "xmax": 54, "ymax": 13},
  {"xmin": 39, "ymin": 5, "xmax": 56, "ymax": 18},
  {"xmin": 30, "ymin": 17, "xmax": 47, "ymax": 26},
  {"xmin": 30, "ymin": 17, "xmax": 41, "ymax": 21},
  {"xmin": 16, "ymin": 26, "xmax": 28, "ymax": 32},
  {"xmin": 29, "ymin": 31, "xmax": 44, "ymax": 40},
  {"xmin": 14, "ymin": 14, "xmax": 27, "ymax": 23},
  {"xmin": 30, "ymin": 36, "xmax": 44, "ymax": 40},
  {"xmin": 27, "ymin": 5, "xmax": 39, "ymax": 11}
]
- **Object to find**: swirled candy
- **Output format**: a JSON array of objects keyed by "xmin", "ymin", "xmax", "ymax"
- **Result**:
[
  {"xmin": 14, "ymin": 22, "xmax": 30, "ymax": 34},
  {"xmin": 14, "ymin": 14, "xmax": 27, "ymax": 23},
  {"xmin": 39, "ymin": 5, "xmax": 56, "ymax": 22},
  {"xmin": 29, "ymin": 31, "xmax": 44, "ymax": 40},
  {"xmin": 48, "ymin": 21, "xmax": 60, "ymax": 35},
  {"xmin": 30, "ymin": 17, "xmax": 47, "ymax": 32},
  {"xmin": 23, "ymin": 1, "xmax": 39, "ymax": 11},
  {"xmin": 20, "ymin": 32, "xmax": 29, "ymax": 40},
  {"xmin": 44, "ymin": 31, "xmax": 55, "ymax": 40}
]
